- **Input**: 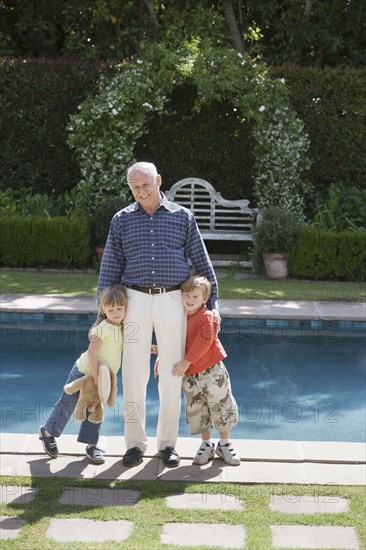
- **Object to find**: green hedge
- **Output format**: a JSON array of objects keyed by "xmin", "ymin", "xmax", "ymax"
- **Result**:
[
  {"xmin": 288, "ymin": 227, "xmax": 366, "ymax": 281},
  {"xmin": 0, "ymin": 57, "xmax": 111, "ymax": 194},
  {"xmin": 271, "ymin": 65, "xmax": 366, "ymax": 203},
  {"xmin": 0, "ymin": 217, "xmax": 91, "ymax": 268},
  {"xmin": 1, "ymin": 58, "xmax": 365, "ymax": 207}
]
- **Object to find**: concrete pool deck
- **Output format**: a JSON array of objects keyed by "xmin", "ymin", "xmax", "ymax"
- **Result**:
[
  {"xmin": 1, "ymin": 293, "xmax": 366, "ymax": 320},
  {"xmin": 1, "ymin": 293, "xmax": 365, "ymax": 486}
]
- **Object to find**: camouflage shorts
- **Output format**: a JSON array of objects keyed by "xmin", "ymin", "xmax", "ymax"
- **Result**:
[{"xmin": 182, "ymin": 361, "xmax": 238, "ymax": 435}]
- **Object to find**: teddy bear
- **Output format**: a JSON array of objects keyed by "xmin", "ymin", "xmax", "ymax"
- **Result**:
[{"xmin": 64, "ymin": 365, "xmax": 117, "ymax": 424}]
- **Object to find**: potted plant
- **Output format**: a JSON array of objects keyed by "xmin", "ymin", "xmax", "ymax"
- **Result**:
[
  {"xmin": 253, "ymin": 206, "xmax": 299, "ymax": 279},
  {"xmin": 94, "ymin": 196, "xmax": 130, "ymax": 260}
]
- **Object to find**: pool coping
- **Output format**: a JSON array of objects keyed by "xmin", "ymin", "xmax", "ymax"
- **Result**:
[
  {"xmin": 1, "ymin": 434, "xmax": 365, "ymax": 485},
  {"xmin": 1, "ymin": 294, "xmax": 366, "ymax": 321}
]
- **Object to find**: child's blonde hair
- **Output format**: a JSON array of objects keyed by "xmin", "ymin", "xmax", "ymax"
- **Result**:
[
  {"xmin": 99, "ymin": 285, "xmax": 127, "ymax": 316},
  {"xmin": 181, "ymin": 274, "xmax": 211, "ymax": 302}
]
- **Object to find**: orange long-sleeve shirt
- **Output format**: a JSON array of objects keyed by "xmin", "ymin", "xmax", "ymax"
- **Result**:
[{"xmin": 184, "ymin": 306, "xmax": 226, "ymax": 375}]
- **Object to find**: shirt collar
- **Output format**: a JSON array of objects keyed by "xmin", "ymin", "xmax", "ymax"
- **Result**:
[{"xmin": 130, "ymin": 192, "xmax": 175, "ymax": 214}]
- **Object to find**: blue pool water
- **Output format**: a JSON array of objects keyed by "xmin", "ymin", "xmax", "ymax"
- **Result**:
[{"xmin": 1, "ymin": 313, "xmax": 365, "ymax": 442}]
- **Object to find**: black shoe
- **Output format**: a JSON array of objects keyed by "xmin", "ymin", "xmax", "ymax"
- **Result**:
[
  {"xmin": 122, "ymin": 447, "xmax": 143, "ymax": 467},
  {"xmin": 39, "ymin": 426, "xmax": 58, "ymax": 458},
  {"xmin": 161, "ymin": 446, "xmax": 180, "ymax": 467},
  {"xmin": 85, "ymin": 445, "xmax": 105, "ymax": 464}
]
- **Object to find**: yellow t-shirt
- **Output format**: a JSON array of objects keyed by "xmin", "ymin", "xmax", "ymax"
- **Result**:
[{"xmin": 76, "ymin": 319, "xmax": 123, "ymax": 375}]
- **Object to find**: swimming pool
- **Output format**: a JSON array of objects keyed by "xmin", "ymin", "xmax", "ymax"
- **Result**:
[{"xmin": 1, "ymin": 313, "xmax": 365, "ymax": 442}]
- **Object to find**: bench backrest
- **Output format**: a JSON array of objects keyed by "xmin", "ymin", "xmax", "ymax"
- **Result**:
[{"xmin": 165, "ymin": 177, "xmax": 255, "ymax": 233}]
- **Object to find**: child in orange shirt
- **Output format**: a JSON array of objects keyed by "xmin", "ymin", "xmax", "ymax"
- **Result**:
[{"xmin": 155, "ymin": 274, "xmax": 240, "ymax": 465}]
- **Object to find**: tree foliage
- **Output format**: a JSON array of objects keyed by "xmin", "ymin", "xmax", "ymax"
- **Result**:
[
  {"xmin": 0, "ymin": 0, "xmax": 364, "ymax": 67},
  {"xmin": 67, "ymin": 42, "xmax": 311, "ymax": 216}
]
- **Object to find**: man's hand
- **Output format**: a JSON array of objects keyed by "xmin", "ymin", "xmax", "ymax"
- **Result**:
[{"xmin": 153, "ymin": 358, "xmax": 159, "ymax": 378}]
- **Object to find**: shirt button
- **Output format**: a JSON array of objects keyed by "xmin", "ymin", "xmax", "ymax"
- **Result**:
[
  {"xmin": 152, "ymin": 271, "xmax": 155, "ymax": 274},
  {"xmin": 152, "ymin": 257, "xmax": 154, "ymax": 260},
  {"xmin": 150, "ymin": 230, "xmax": 153, "ymax": 233},
  {"xmin": 151, "ymin": 243, "xmax": 154, "ymax": 246}
]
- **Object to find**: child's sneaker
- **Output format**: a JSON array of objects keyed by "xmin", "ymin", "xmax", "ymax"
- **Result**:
[
  {"xmin": 39, "ymin": 426, "xmax": 59, "ymax": 458},
  {"xmin": 215, "ymin": 442, "xmax": 240, "ymax": 466},
  {"xmin": 193, "ymin": 441, "xmax": 215, "ymax": 465},
  {"xmin": 85, "ymin": 445, "xmax": 105, "ymax": 464}
]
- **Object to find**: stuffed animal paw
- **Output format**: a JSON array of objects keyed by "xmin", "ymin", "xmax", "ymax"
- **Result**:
[{"xmin": 64, "ymin": 367, "xmax": 117, "ymax": 424}]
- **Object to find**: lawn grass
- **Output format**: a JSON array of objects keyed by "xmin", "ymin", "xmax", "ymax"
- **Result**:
[
  {"xmin": 1, "ymin": 269, "xmax": 365, "ymax": 301},
  {"xmin": 0, "ymin": 477, "xmax": 364, "ymax": 549},
  {"xmin": 218, "ymin": 275, "xmax": 366, "ymax": 302}
]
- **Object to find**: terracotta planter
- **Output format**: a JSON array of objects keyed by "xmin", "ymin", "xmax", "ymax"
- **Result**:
[{"xmin": 263, "ymin": 253, "xmax": 288, "ymax": 279}]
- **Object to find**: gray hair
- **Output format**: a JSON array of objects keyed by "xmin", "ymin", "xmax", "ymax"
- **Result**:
[{"xmin": 127, "ymin": 162, "xmax": 158, "ymax": 184}]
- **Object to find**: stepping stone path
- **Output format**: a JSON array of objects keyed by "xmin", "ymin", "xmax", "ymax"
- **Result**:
[
  {"xmin": 58, "ymin": 487, "xmax": 141, "ymax": 507},
  {"xmin": 1, "ymin": 485, "xmax": 38, "ymax": 505},
  {"xmin": 162, "ymin": 522, "xmax": 246, "ymax": 549},
  {"xmin": 0, "ymin": 486, "xmax": 360, "ymax": 548},
  {"xmin": 269, "ymin": 494, "xmax": 350, "ymax": 514},
  {"xmin": 0, "ymin": 515, "xmax": 26, "ymax": 540},
  {"xmin": 271, "ymin": 525, "xmax": 359, "ymax": 549},
  {"xmin": 46, "ymin": 518, "xmax": 134, "ymax": 543},
  {"xmin": 166, "ymin": 492, "xmax": 243, "ymax": 510}
]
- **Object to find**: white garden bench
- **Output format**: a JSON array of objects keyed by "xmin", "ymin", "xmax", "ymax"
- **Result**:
[{"xmin": 165, "ymin": 177, "xmax": 258, "ymax": 267}]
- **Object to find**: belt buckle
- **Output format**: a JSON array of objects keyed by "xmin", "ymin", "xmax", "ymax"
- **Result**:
[{"xmin": 153, "ymin": 287, "xmax": 165, "ymax": 294}]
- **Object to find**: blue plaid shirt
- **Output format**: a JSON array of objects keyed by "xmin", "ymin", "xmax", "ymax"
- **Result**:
[{"xmin": 97, "ymin": 193, "xmax": 218, "ymax": 309}]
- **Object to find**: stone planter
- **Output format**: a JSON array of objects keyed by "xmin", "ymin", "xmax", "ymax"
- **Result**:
[{"xmin": 263, "ymin": 253, "xmax": 288, "ymax": 279}]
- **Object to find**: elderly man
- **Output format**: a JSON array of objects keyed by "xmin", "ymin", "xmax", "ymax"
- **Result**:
[{"xmin": 97, "ymin": 161, "xmax": 218, "ymax": 467}]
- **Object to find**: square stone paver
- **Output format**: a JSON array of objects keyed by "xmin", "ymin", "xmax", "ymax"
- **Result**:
[
  {"xmin": 161, "ymin": 523, "xmax": 245, "ymax": 548},
  {"xmin": 271, "ymin": 525, "xmax": 359, "ymax": 549},
  {"xmin": 59, "ymin": 487, "xmax": 140, "ymax": 506},
  {"xmin": 0, "ymin": 485, "xmax": 38, "ymax": 505},
  {"xmin": 166, "ymin": 493, "xmax": 243, "ymax": 510},
  {"xmin": 270, "ymin": 495, "xmax": 350, "ymax": 514},
  {"xmin": 46, "ymin": 518, "xmax": 133, "ymax": 542},
  {"xmin": 0, "ymin": 515, "xmax": 25, "ymax": 540}
]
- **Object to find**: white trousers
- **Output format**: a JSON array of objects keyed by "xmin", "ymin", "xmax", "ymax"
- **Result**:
[{"xmin": 122, "ymin": 289, "xmax": 186, "ymax": 452}]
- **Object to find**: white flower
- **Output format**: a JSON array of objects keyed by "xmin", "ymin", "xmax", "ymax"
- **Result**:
[
  {"xmin": 111, "ymin": 108, "xmax": 118, "ymax": 116},
  {"xmin": 259, "ymin": 105, "xmax": 265, "ymax": 112},
  {"xmin": 142, "ymin": 102, "xmax": 153, "ymax": 109}
]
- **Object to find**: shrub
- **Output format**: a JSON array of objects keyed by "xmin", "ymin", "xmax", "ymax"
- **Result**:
[
  {"xmin": 253, "ymin": 206, "xmax": 300, "ymax": 255},
  {"xmin": 312, "ymin": 183, "xmax": 366, "ymax": 231},
  {"xmin": 288, "ymin": 226, "xmax": 366, "ymax": 281},
  {"xmin": 94, "ymin": 196, "xmax": 131, "ymax": 246},
  {"xmin": 0, "ymin": 186, "xmax": 90, "ymax": 218},
  {"xmin": 0, "ymin": 216, "xmax": 91, "ymax": 268}
]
